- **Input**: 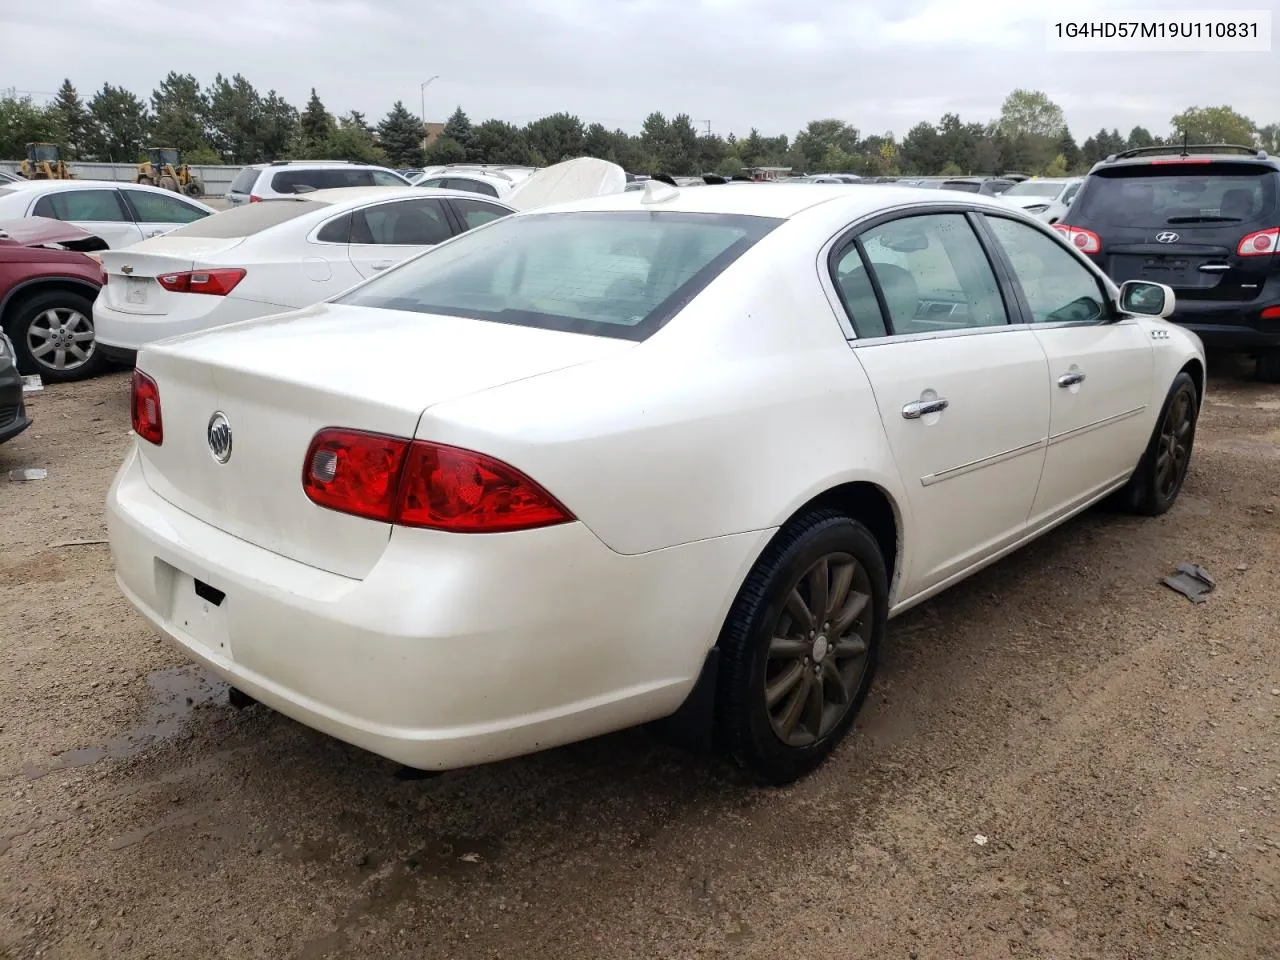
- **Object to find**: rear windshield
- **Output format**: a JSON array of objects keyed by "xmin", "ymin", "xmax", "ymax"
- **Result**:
[
  {"xmin": 337, "ymin": 210, "xmax": 782, "ymax": 341},
  {"xmin": 1004, "ymin": 181, "xmax": 1064, "ymax": 198},
  {"xmin": 228, "ymin": 168, "xmax": 259, "ymax": 194},
  {"xmin": 1074, "ymin": 163, "xmax": 1279, "ymax": 228},
  {"xmin": 162, "ymin": 199, "xmax": 327, "ymax": 238},
  {"xmin": 942, "ymin": 180, "xmax": 982, "ymax": 193},
  {"xmin": 271, "ymin": 168, "xmax": 407, "ymax": 193}
]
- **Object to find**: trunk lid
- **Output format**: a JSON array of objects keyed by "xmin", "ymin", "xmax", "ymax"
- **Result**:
[
  {"xmin": 135, "ymin": 303, "xmax": 633, "ymax": 579},
  {"xmin": 1072, "ymin": 161, "xmax": 1279, "ymax": 302},
  {"xmin": 99, "ymin": 237, "xmax": 246, "ymax": 315}
]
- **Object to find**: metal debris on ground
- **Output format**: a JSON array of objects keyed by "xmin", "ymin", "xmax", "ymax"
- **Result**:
[
  {"xmin": 49, "ymin": 538, "xmax": 109, "ymax": 548},
  {"xmin": 8, "ymin": 467, "xmax": 47, "ymax": 482},
  {"xmin": 1162, "ymin": 563, "xmax": 1216, "ymax": 604},
  {"xmin": 973, "ymin": 835, "xmax": 989, "ymax": 846},
  {"xmin": 21, "ymin": 375, "xmax": 43, "ymax": 393}
]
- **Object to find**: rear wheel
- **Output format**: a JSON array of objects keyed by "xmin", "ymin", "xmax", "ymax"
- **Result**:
[
  {"xmin": 6, "ymin": 289, "xmax": 107, "ymax": 383},
  {"xmin": 137, "ymin": 176, "xmax": 155, "ymax": 186},
  {"xmin": 159, "ymin": 175, "xmax": 179, "ymax": 192},
  {"xmin": 1257, "ymin": 350, "xmax": 1280, "ymax": 384},
  {"xmin": 716, "ymin": 510, "xmax": 887, "ymax": 785},
  {"xmin": 1117, "ymin": 371, "xmax": 1198, "ymax": 516}
]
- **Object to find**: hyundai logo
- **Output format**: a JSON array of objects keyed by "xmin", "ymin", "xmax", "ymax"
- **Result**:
[
  {"xmin": 1155, "ymin": 232, "xmax": 1180, "ymax": 243},
  {"xmin": 207, "ymin": 412, "xmax": 232, "ymax": 464}
]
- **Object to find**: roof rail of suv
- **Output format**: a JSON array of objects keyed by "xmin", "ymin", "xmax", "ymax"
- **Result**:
[
  {"xmin": 1104, "ymin": 143, "xmax": 1267, "ymax": 162},
  {"xmin": 266, "ymin": 159, "xmax": 370, "ymax": 167}
]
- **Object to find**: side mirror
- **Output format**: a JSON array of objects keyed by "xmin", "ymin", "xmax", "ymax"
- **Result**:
[{"xmin": 1118, "ymin": 279, "xmax": 1175, "ymax": 319}]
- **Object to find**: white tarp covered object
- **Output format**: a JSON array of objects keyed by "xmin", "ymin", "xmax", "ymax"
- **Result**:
[{"xmin": 506, "ymin": 157, "xmax": 627, "ymax": 212}]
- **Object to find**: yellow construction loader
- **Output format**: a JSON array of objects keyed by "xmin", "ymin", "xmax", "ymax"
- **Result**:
[
  {"xmin": 135, "ymin": 147, "xmax": 204, "ymax": 196},
  {"xmin": 19, "ymin": 143, "xmax": 73, "ymax": 180}
]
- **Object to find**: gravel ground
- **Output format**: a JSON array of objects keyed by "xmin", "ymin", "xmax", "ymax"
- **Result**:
[{"xmin": 1, "ymin": 360, "xmax": 1277, "ymax": 960}]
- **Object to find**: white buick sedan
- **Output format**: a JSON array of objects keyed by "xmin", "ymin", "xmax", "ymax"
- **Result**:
[{"xmin": 106, "ymin": 183, "xmax": 1204, "ymax": 784}]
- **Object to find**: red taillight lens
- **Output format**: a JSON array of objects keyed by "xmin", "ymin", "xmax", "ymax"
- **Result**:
[
  {"xmin": 301, "ymin": 429, "xmax": 574, "ymax": 533},
  {"xmin": 1237, "ymin": 228, "xmax": 1278, "ymax": 257},
  {"xmin": 156, "ymin": 268, "xmax": 246, "ymax": 295},
  {"xmin": 130, "ymin": 370, "xmax": 163, "ymax": 445},
  {"xmin": 1261, "ymin": 306, "xmax": 1280, "ymax": 319},
  {"xmin": 249, "ymin": 194, "xmax": 262, "ymax": 203},
  {"xmin": 1052, "ymin": 223, "xmax": 1101, "ymax": 254}
]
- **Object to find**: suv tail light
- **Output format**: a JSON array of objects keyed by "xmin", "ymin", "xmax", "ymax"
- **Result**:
[
  {"xmin": 302, "ymin": 428, "xmax": 574, "ymax": 533},
  {"xmin": 1237, "ymin": 228, "xmax": 1278, "ymax": 257},
  {"xmin": 249, "ymin": 194, "xmax": 263, "ymax": 203},
  {"xmin": 1052, "ymin": 224, "xmax": 1101, "ymax": 254},
  {"xmin": 156, "ymin": 268, "xmax": 246, "ymax": 295},
  {"xmin": 130, "ymin": 370, "xmax": 163, "ymax": 445}
]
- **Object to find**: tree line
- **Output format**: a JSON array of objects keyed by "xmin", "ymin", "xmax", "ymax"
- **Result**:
[{"xmin": 2, "ymin": 75, "xmax": 1277, "ymax": 178}]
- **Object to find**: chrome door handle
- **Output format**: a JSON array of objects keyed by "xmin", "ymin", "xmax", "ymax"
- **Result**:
[
  {"xmin": 371, "ymin": 261, "xmax": 393, "ymax": 271},
  {"xmin": 902, "ymin": 398, "xmax": 949, "ymax": 420},
  {"xmin": 1057, "ymin": 372, "xmax": 1086, "ymax": 387}
]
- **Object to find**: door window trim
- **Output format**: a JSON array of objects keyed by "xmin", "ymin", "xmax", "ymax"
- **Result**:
[
  {"xmin": 336, "ymin": 197, "xmax": 455, "ymax": 247},
  {"xmin": 118, "ymin": 188, "xmax": 208, "ymax": 224},
  {"xmin": 30, "ymin": 187, "xmax": 132, "ymax": 223},
  {"xmin": 821, "ymin": 203, "xmax": 1023, "ymax": 345},
  {"xmin": 442, "ymin": 197, "xmax": 516, "ymax": 234},
  {"xmin": 973, "ymin": 212, "xmax": 1118, "ymax": 330}
]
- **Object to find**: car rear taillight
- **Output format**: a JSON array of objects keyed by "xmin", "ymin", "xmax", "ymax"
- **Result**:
[
  {"xmin": 302, "ymin": 428, "xmax": 574, "ymax": 533},
  {"xmin": 84, "ymin": 253, "xmax": 107, "ymax": 285},
  {"xmin": 249, "ymin": 194, "xmax": 263, "ymax": 203},
  {"xmin": 156, "ymin": 268, "xmax": 246, "ymax": 295},
  {"xmin": 1052, "ymin": 224, "xmax": 1101, "ymax": 254},
  {"xmin": 1237, "ymin": 228, "xmax": 1279, "ymax": 257},
  {"xmin": 130, "ymin": 370, "xmax": 163, "ymax": 445}
]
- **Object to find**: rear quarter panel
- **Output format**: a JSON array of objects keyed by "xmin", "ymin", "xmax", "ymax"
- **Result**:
[{"xmin": 414, "ymin": 230, "xmax": 911, "ymax": 560}]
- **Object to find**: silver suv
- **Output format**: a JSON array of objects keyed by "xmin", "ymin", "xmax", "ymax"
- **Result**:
[{"xmin": 226, "ymin": 161, "xmax": 410, "ymax": 205}]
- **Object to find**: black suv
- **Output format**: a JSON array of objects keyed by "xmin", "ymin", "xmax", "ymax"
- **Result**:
[{"xmin": 1056, "ymin": 144, "xmax": 1280, "ymax": 380}]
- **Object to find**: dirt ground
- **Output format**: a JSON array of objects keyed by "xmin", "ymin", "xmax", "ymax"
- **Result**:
[{"xmin": 1, "ymin": 359, "xmax": 1277, "ymax": 960}]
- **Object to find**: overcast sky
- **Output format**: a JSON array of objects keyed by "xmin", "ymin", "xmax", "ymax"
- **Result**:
[{"xmin": 2, "ymin": 0, "xmax": 1277, "ymax": 140}]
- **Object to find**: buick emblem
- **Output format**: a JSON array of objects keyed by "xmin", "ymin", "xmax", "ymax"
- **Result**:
[
  {"xmin": 206, "ymin": 412, "xmax": 232, "ymax": 464},
  {"xmin": 1155, "ymin": 232, "xmax": 1179, "ymax": 243}
]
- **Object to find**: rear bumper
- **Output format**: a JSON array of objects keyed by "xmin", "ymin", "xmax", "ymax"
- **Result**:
[
  {"xmin": 1166, "ymin": 277, "xmax": 1280, "ymax": 351},
  {"xmin": 93, "ymin": 294, "xmax": 285, "ymax": 351},
  {"xmin": 0, "ymin": 363, "xmax": 30, "ymax": 445},
  {"xmin": 106, "ymin": 445, "xmax": 766, "ymax": 770}
]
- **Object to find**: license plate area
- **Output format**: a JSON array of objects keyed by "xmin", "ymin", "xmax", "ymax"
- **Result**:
[
  {"xmin": 166, "ymin": 565, "xmax": 233, "ymax": 658},
  {"xmin": 1136, "ymin": 257, "xmax": 1217, "ymax": 290},
  {"xmin": 125, "ymin": 278, "xmax": 149, "ymax": 304}
]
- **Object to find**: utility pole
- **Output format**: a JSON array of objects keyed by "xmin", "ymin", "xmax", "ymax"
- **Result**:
[
  {"xmin": 704, "ymin": 120, "xmax": 712, "ymax": 137},
  {"xmin": 419, "ymin": 76, "xmax": 439, "ymax": 150}
]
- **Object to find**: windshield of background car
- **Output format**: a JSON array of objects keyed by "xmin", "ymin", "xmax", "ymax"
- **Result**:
[
  {"xmin": 271, "ymin": 168, "xmax": 406, "ymax": 192},
  {"xmin": 1005, "ymin": 181, "xmax": 1063, "ymax": 198},
  {"xmin": 336, "ymin": 210, "xmax": 782, "ymax": 341},
  {"xmin": 1073, "ymin": 163, "xmax": 1278, "ymax": 228},
  {"xmin": 229, "ymin": 168, "xmax": 258, "ymax": 193},
  {"xmin": 160, "ymin": 200, "xmax": 329, "ymax": 238}
]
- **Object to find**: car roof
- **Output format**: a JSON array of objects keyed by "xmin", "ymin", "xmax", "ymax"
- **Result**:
[
  {"xmin": 1088, "ymin": 145, "xmax": 1280, "ymax": 174},
  {"xmin": 0, "ymin": 179, "xmax": 215, "ymax": 206},
  {"xmin": 527, "ymin": 182, "xmax": 1016, "ymax": 219},
  {"xmin": 251, "ymin": 160, "xmax": 397, "ymax": 170},
  {"xmin": 299, "ymin": 185, "xmax": 514, "ymax": 208}
]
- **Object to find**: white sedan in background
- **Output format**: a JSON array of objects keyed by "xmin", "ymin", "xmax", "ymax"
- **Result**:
[
  {"xmin": 999, "ymin": 177, "xmax": 1083, "ymax": 224},
  {"xmin": 107, "ymin": 183, "xmax": 1204, "ymax": 785},
  {"xmin": 0, "ymin": 179, "xmax": 214, "ymax": 247},
  {"xmin": 94, "ymin": 157, "xmax": 627, "ymax": 362}
]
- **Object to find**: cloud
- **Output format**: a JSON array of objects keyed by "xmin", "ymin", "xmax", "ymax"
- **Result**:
[{"xmin": 2, "ymin": 0, "xmax": 1276, "ymax": 140}]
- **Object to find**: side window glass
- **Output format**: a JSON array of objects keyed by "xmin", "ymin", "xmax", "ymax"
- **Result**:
[
  {"xmin": 984, "ymin": 215, "xmax": 1107, "ymax": 324},
  {"xmin": 860, "ymin": 214, "xmax": 1008, "ymax": 335},
  {"xmin": 350, "ymin": 200, "xmax": 452, "ymax": 246},
  {"xmin": 450, "ymin": 198, "xmax": 512, "ymax": 231},
  {"xmin": 448, "ymin": 178, "xmax": 499, "ymax": 198},
  {"xmin": 1061, "ymin": 182, "xmax": 1080, "ymax": 204},
  {"xmin": 32, "ymin": 189, "xmax": 128, "ymax": 222},
  {"xmin": 316, "ymin": 212, "xmax": 352, "ymax": 244},
  {"xmin": 418, "ymin": 178, "xmax": 447, "ymax": 189},
  {"xmin": 126, "ymin": 190, "xmax": 207, "ymax": 224},
  {"xmin": 830, "ymin": 244, "xmax": 888, "ymax": 338},
  {"xmin": 370, "ymin": 170, "xmax": 405, "ymax": 186}
]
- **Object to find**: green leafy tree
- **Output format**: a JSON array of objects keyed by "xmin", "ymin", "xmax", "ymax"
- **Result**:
[
  {"xmin": 793, "ymin": 119, "xmax": 859, "ymax": 171},
  {"xmin": 1044, "ymin": 153, "xmax": 1069, "ymax": 177},
  {"xmin": 206, "ymin": 73, "xmax": 264, "ymax": 163},
  {"xmin": 1259, "ymin": 123, "xmax": 1280, "ymax": 155},
  {"xmin": 441, "ymin": 106, "xmax": 473, "ymax": 159},
  {"xmin": 326, "ymin": 112, "xmax": 385, "ymax": 163},
  {"xmin": 184, "ymin": 144, "xmax": 222, "ymax": 164},
  {"xmin": 0, "ymin": 95, "xmax": 58, "ymax": 160},
  {"xmin": 715, "ymin": 154, "xmax": 743, "ymax": 177},
  {"xmin": 258, "ymin": 91, "xmax": 298, "ymax": 161},
  {"xmin": 1056, "ymin": 129, "xmax": 1082, "ymax": 171},
  {"xmin": 424, "ymin": 135, "xmax": 466, "ymax": 165},
  {"xmin": 524, "ymin": 112, "xmax": 585, "ymax": 163},
  {"xmin": 1126, "ymin": 125, "xmax": 1157, "ymax": 150},
  {"xmin": 50, "ymin": 79, "xmax": 89, "ymax": 159},
  {"xmin": 1170, "ymin": 105, "xmax": 1257, "ymax": 146},
  {"xmin": 901, "ymin": 120, "xmax": 943, "ymax": 174},
  {"xmin": 999, "ymin": 89, "xmax": 1066, "ymax": 138},
  {"xmin": 696, "ymin": 133, "xmax": 728, "ymax": 172},
  {"xmin": 378, "ymin": 100, "xmax": 425, "ymax": 167},
  {"xmin": 85, "ymin": 83, "xmax": 150, "ymax": 161},
  {"xmin": 470, "ymin": 119, "xmax": 535, "ymax": 165},
  {"xmin": 150, "ymin": 72, "xmax": 209, "ymax": 154},
  {"xmin": 297, "ymin": 88, "xmax": 335, "ymax": 157}
]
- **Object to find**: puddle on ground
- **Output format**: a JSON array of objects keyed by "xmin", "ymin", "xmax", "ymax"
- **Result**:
[{"xmin": 22, "ymin": 666, "xmax": 228, "ymax": 780}]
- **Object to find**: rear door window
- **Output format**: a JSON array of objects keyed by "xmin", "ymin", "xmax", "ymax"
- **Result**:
[
  {"xmin": 447, "ymin": 197, "xmax": 512, "ymax": 230},
  {"xmin": 272, "ymin": 168, "xmax": 390, "ymax": 193},
  {"xmin": 229, "ymin": 167, "xmax": 259, "ymax": 194},
  {"xmin": 32, "ymin": 189, "xmax": 129, "ymax": 222},
  {"xmin": 123, "ymin": 189, "xmax": 209, "ymax": 224},
  {"xmin": 445, "ymin": 178, "xmax": 500, "ymax": 197},
  {"xmin": 1073, "ymin": 163, "xmax": 1278, "ymax": 228},
  {"xmin": 349, "ymin": 199, "xmax": 453, "ymax": 245}
]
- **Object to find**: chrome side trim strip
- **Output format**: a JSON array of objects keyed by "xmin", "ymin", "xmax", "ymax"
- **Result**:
[
  {"xmin": 1048, "ymin": 405, "xmax": 1146, "ymax": 445},
  {"xmin": 921, "ymin": 437, "xmax": 1047, "ymax": 487}
]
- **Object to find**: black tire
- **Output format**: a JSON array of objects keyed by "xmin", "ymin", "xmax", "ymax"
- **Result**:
[
  {"xmin": 137, "ymin": 176, "xmax": 155, "ymax": 186},
  {"xmin": 1117, "ymin": 371, "xmax": 1198, "ymax": 516},
  {"xmin": 1257, "ymin": 350, "xmax": 1280, "ymax": 384},
  {"xmin": 716, "ymin": 509, "xmax": 887, "ymax": 785},
  {"xmin": 184, "ymin": 180, "xmax": 204, "ymax": 197},
  {"xmin": 5, "ymin": 289, "xmax": 107, "ymax": 383}
]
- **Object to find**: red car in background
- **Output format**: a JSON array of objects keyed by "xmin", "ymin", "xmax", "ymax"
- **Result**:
[{"xmin": 0, "ymin": 217, "xmax": 108, "ymax": 383}]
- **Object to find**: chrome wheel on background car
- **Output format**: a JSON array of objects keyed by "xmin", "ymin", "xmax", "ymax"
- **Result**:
[
  {"xmin": 717, "ymin": 509, "xmax": 887, "ymax": 785},
  {"xmin": 8, "ymin": 290, "xmax": 107, "ymax": 383}
]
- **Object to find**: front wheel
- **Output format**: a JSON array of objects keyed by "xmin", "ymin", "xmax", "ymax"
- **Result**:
[
  {"xmin": 716, "ymin": 510, "xmax": 887, "ymax": 785},
  {"xmin": 7, "ymin": 289, "xmax": 107, "ymax": 383},
  {"xmin": 1117, "ymin": 371, "xmax": 1198, "ymax": 516}
]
